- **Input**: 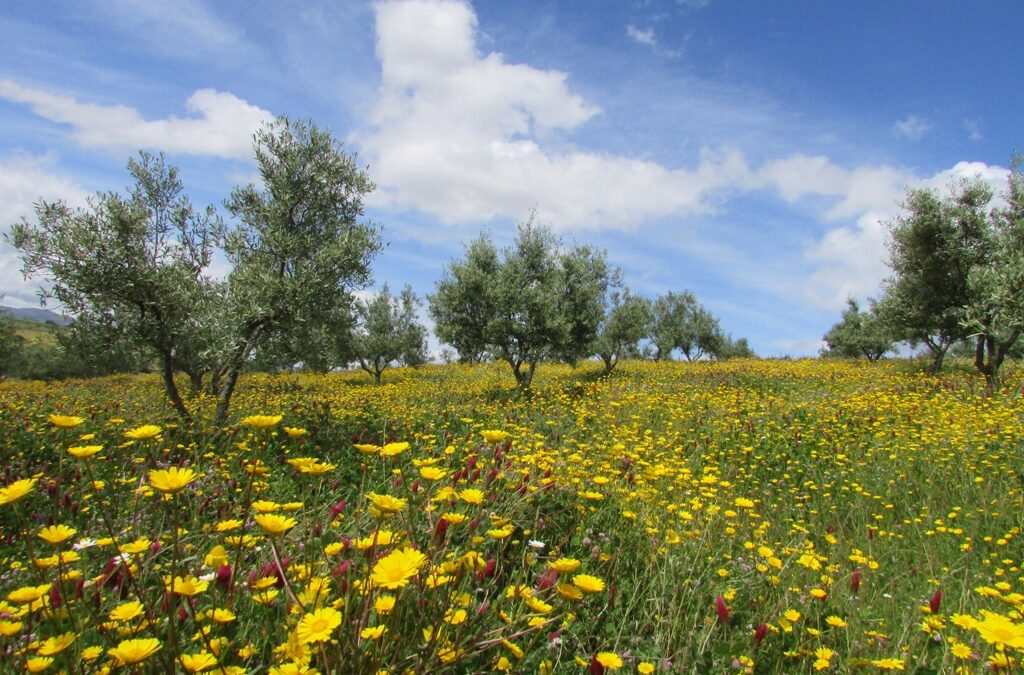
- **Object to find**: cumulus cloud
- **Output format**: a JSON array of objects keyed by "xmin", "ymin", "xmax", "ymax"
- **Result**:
[
  {"xmin": 794, "ymin": 159, "xmax": 1008, "ymax": 309},
  {"xmin": 0, "ymin": 153, "xmax": 90, "ymax": 306},
  {"xmin": 894, "ymin": 114, "xmax": 931, "ymax": 141},
  {"xmin": 357, "ymin": 0, "xmax": 749, "ymax": 230},
  {"xmin": 0, "ymin": 80, "xmax": 273, "ymax": 158},
  {"xmin": 358, "ymin": 0, "xmax": 1008, "ymax": 315}
]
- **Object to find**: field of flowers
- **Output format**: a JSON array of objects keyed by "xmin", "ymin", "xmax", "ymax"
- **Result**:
[{"xmin": 0, "ymin": 359, "xmax": 1022, "ymax": 673}]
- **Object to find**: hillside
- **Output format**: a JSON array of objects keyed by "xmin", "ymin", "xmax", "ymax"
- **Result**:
[{"xmin": 0, "ymin": 305, "xmax": 71, "ymax": 325}]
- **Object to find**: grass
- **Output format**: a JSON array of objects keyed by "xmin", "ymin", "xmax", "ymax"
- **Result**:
[{"xmin": 0, "ymin": 358, "xmax": 1021, "ymax": 673}]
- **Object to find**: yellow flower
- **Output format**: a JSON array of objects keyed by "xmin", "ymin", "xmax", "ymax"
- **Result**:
[
  {"xmin": 950, "ymin": 614, "xmax": 978, "ymax": 630},
  {"xmin": 354, "ymin": 444, "xmax": 381, "ymax": 455},
  {"xmin": 67, "ymin": 445, "xmax": 104, "ymax": 459},
  {"xmin": 360, "ymin": 625, "xmax": 387, "ymax": 640},
  {"xmin": 216, "ymin": 519, "xmax": 244, "ymax": 532},
  {"xmin": 380, "ymin": 442, "xmax": 410, "ymax": 457},
  {"xmin": 118, "ymin": 537, "xmax": 152, "ymax": 555},
  {"xmin": 295, "ymin": 607, "xmax": 342, "ymax": 644},
  {"xmin": 109, "ymin": 638, "xmax": 162, "ymax": 666},
  {"xmin": 825, "ymin": 615, "xmax": 848, "ymax": 629},
  {"xmin": 270, "ymin": 664, "xmax": 320, "ymax": 675},
  {"xmin": 354, "ymin": 529, "xmax": 402, "ymax": 550},
  {"xmin": 950, "ymin": 642, "xmax": 972, "ymax": 659},
  {"xmin": 572, "ymin": 574, "xmax": 606, "ymax": 594},
  {"xmin": 148, "ymin": 467, "xmax": 198, "ymax": 493},
  {"xmin": 240, "ymin": 415, "xmax": 283, "ymax": 429},
  {"xmin": 0, "ymin": 620, "xmax": 23, "ymax": 636},
  {"xmin": 124, "ymin": 424, "xmax": 162, "ymax": 440},
  {"xmin": 284, "ymin": 427, "xmax": 308, "ymax": 437},
  {"xmin": 180, "ymin": 651, "xmax": 219, "ymax": 672},
  {"xmin": 547, "ymin": 558, "xmax": 581, "ymax": 574},
  {"xmin": 870, "ymin": 658, "xmax": 905, "ymax": 671},
  {"xmin": 254, "ymin": 513, "xmax": 298, "ymax": 536},
  {"xmin": 37, "ymin": 632, "xmax": 76, "ymax": 655},
  {"xmin": 975, "ymin": 611, "xmax": 1024, "ymax": 649},
  {"xmin": 171, "ymin": 575, "xmax": 210, "ymax": 596},
  {"xmin": 204, "ymin": 545, "xmax": 229, "ymax": 568},
  {"xmin": 210, "ymin": 608, "xmax": 237, "ymax": 623},
  {"xmin": 38, "ymin": 524, "xmax": 76, "ymax": 545},
  {"xmin": 26, "ymin": 657, "xmax": 53, "ymax": 673},
  {"xmin": 481, "ymin": 430, "xmax": 509, "ymax": 443},
  {"xmin": 367, "ymin": 492, "xmax": 407, "ymax": 515},
  {"xmin": 557, "ymin": 583, "xmax": 583, "ymax": 601},
  {"xmin": 7, "ymin": 583, "xmax": 51, "ymax": 603},
  {"xmin": 595, "ymin": 652, "xmax": 623, "ymax": 669},
  {"xmin": 49, "ymin": 414, "xmax": 84, "ymax": 428},
  {"xmin": 371, "ymin": 547, "xmax": 428, "ymax": 589},
  {"xmin": 419, "ymin": 466, "xmax": 447, "ymax": 481},
  {"xmin": 374, "ymin": 595, "xmax": 396, "ymax": 614},
  {"xmin": 0, "ymin": 478, "xmax": 36, "ymax": 506},
  {"xmin": 82, "ymin": 646, "xmax": 103, "ymax": 661},
  {"xmin": 637, "ymin": 663, "xmax": 656, "ymax": 674},
  {"xmin": 489, "ymin": 526, "xmax": 515, "ymax": 540},
  {"xmin": 251, "ymin": 500, "xmax": 281, "ymax": 513},
  {"xmin": 110, "ymin": 600, "xmax": 145, "ymax": 622},
  {"xmin": 458, "ymin": 488, "xmax": 484, "ymax": 505}
]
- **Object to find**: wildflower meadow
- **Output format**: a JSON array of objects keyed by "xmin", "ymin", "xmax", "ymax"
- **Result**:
[{"xmin": 0, "ymin": 359, "xmax": 1022, "ymax": 673}]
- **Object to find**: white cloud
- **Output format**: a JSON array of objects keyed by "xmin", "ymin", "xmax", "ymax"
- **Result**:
[
  {"xmin": 0, "ymin": 80, "xmax": 273, "ymax": 158},
  {"xmin": 894, "ymin": 114, "xmax": 931, "ymax": 141},
  {"xmin": 357, "ymin": 0, "xmax": 1009, "ymax": 317},
  {"xmin": 357, "ymin": 0, "xmax": 749, "ymax": 231},
  {"xmin": 0, "ymin": 153, "xmax": 90, "ymax": 307},
  {"xmin": 626, "ymin": 25, "xmax": 657, "ymax": 47},
  {"xmin": 795, "ymin": 159, "xmax": 1007, "ymax": 309}
]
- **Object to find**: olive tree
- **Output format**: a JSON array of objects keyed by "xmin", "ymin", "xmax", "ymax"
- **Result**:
[
  {"xmin": 8, "ymin": 152, "xmax": 221, "ymax": 420},
  {"xmin": 963, "ymin": 156, "xmax": 1024, "ymax": 387},
  {"xmin": 881, "ymin": 179, "xmax": 993, "ymax": 373},
  {"xmin": 650, "ymin": 290, "xmax": 724, "ymax": 361},
  {"xmin": 430, "ymin": 218, "xmax": 613, "ymax": 388},
  {"xmin": 216, "ymin": 117, "xmax": 381, "ymax": 421},
  {"xmin": 9, "ymin": 117, "xmax": 382, "ymax": 423},
  {"xmin": 351, "ymin": 284, "xmax": 428, "ymax": 384},
  {"xmin": 822, "ymin": 298, "xmax": 893, "ymax": 362},
  {"xmin": 593, "ymin": 289, "xmax": 650, "ymax": 374},
  {"xmin": 719, "ymin": 335, "xmax": 756, "ymax": 360}
]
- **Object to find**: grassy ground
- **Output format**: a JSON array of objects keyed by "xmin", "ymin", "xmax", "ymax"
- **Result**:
[{"xmin": 0, "ymin": 359, "xmax": 1021, "ymax": 673}]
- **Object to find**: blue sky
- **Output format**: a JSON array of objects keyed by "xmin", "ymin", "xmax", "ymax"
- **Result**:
[{"xmin": 1, "ymin": 0, "xmax": 1020, "ymax": 356}]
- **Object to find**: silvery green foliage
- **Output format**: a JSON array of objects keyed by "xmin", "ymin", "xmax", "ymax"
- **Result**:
[
  {"xmin": 430, "ymin": 217, "xmax": 613, "ymax": 388},
  {"xmin": 352, "ymin": 284, "xmax": 428, "ymax": 384},
  {"xmin": 963, "ymin": 156, "xmax": 1024, "ymax": 387},
  {"xmin": 883, "ymin": 157, "xmax": 1022, "ymax": 385},
  {"xmin": 650, "ymin": 290, "xmax": 725, "ymax": 362},
  {"xmin": 9, "ymin": 152, "xmax": 222, "ymax": 419},
  {"xmin": 594, "ymin": 289, "xmax": 651, "ymax": 374},
  {"xmin": 217, "ymin": 117, "xmax": 381, "ymax": 419},
  {"xmin": 880, "ymin": 178, "xmax": 994, "ymax": 374},
  {"xmin": 822, "ymin": 298, "xmax": 894, "ymax": 362},
  {"xmin": 9, "ymin": 117, "xmax": 382, "ymax": 421}
]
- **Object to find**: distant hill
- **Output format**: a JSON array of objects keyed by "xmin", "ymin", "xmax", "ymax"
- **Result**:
[{"xmin": 0, "ymin": 306, "xmax": 72, "ymax": 326}]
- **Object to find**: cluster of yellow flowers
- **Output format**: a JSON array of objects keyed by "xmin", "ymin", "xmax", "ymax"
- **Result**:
[{"xmin": 0, "ymin": 358, "xmax": 1020, "ymax": 672}]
